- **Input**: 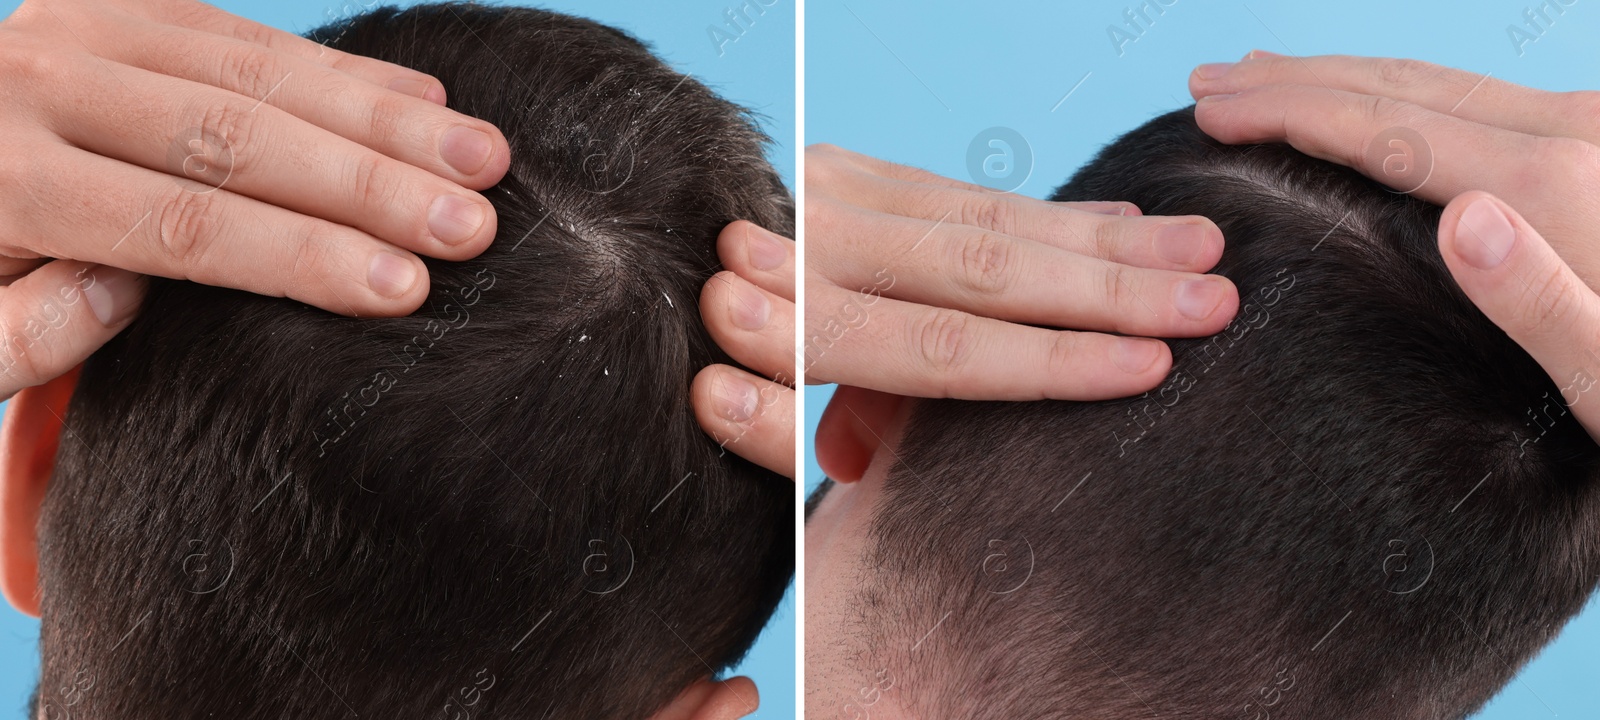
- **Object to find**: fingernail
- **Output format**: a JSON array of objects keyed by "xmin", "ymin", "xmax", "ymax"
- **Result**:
[
  {"xmin": 1174, "ymin": 278, "xmax": 1226, "ymax": 320},
  {"xmin": 729, "ymin": 280, "xmax": 771, "ymax": 331},
  {"xmin": 368, "ymin": 253, "xmax": 419, "ymax": 298},
  {"xmin": 1245, "ymin": 49, "xmax": 1283, "ymax": 60},
  {"xmin": 1112, "ymin": 338, "xmax": 1163, "ymax": 374},
  {"xmin": 80, "ymin": 266, "xmax": 146, "ymax": 326},
  {"xmin": 1195, "ymin": 62, "xmax": 1235, "ymax": 80},
  {"xmin": 386, "ymin": 76, "xmax": 445, "ymax": 105},
  {"xmin": 1154, "ymin": 223, "xmax": 1207, "ymax": 265},
  {"xmin": 428, "ymin": 195, "xmax": 486, "ymax": 245},
  {"xmin": 1457, "ymin": 198, "xmax": 1517, "ymax": 270},
  {"xmin": 1197, "ymin": 92, "xmax": 1238, "ymax": 103},
  {"xmin": 440, "ymin": 126, "xmax": 494, "ymax": 175},
  {"xmin": 1086, "ymin": 202, "xmax": 1142, "ymax": 217},
  {"xmin": 713, "ymin": 373, "xmax": 759, "ymax": 423},
  {"xmin": 747, "ymin": 225, "xmax": 788, "ymax": 270}
]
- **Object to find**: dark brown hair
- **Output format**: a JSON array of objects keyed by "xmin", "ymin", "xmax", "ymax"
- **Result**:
[
  {"xmin": 857, "ymin": 107, "xmax": 1600, "ymax": 719},
  {"xmin": 34, "ymin": 4, "xmax": 793, "ymax": 718}
]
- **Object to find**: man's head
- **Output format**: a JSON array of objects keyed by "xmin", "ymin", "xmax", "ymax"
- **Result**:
[
  {"xmin": 0, "ymin": 4, "xmax": 793, "ymax": 719},
  {"xmin": 807, "ymin": 107, "xmax": 1600, "ymax": 719}
]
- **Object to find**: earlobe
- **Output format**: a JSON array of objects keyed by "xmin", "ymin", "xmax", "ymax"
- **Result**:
[
  {"xmin": 0, "ymin": 366, "xmax": 79, "ymax": 619},
  {"xmin": 646, "ymin": 675, "xmax": 758, "ymax": 720},
  {"xmin": 814, "ymin": 386, "xmax": 906, "ymax": 483}
]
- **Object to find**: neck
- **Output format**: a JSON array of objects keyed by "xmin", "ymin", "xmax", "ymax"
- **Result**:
[{"xmin": 808, "ymin": 436, "xmax": 928, "ymax": 718}]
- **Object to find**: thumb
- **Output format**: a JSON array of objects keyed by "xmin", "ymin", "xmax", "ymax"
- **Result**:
[
  {"xmin": 1438, "ymin": 191, "xmax": 1600, "ymax": 439},
  {"xmin": 0, "ymin": 261, "xmax": 146, "ymax": 402}
]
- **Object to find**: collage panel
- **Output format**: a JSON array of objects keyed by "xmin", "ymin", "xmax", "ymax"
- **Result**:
[
  {"xmin": 0, "ymin": 0, "xmax": 793, "ymax": 718},
  {"xmin": 803, "ymin": 1, "xmax": 1600, "ymax": 719}
]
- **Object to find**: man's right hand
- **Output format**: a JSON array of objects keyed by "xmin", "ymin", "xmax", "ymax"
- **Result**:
[
  {"xmin": 0, "ymin": 0, "xmax": 511, "ymax": 400},
  {"xmin": 804, "ymin": 144, "xmax": 1240, "ymax": 401}
]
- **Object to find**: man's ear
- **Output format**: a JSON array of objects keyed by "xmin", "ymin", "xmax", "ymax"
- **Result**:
[
  {"xmin": 814, "ymin": 386, "xmax": 906, "ymax": 483},
  {"xmin": 647, "ymin": 675, "xmax": 758, "ymax": 720},
  {"xmin": 0, "ymin": 366, "xmax": 79, "ymax": 619}
]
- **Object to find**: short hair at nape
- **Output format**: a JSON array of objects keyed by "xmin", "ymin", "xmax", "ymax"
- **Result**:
[
  {"xmin": 860, "ymin": 108, "xmax": 1600, "ymax": 719},
  {"xmin": 35, "ymin": 4, "xmax": 792, "ymax": 719}
]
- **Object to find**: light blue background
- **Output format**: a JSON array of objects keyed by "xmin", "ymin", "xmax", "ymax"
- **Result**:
[
  {"xmin": 805, "ymin": 1, "xmax": 1600, "ymax": 717},
  {"xmin": 0, "ymin": 0, "xmax": 794, "ymax": 717}
]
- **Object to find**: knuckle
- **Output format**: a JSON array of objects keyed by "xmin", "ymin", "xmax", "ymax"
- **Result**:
[
  {"xmin": 1091, "ymin": 216, "xmax": 1123, "ymax": 260},
  {"xmin": 1518, "ymin": 262, "xmax": 1581, "ymax": 336},
  {"xmin": 0, "ymin": 43, "xmax": 66, "ymax": 83},
  {"xmin": 0, "ymin": 297, "xmax": 63, "ymax": 386},
  {"xmin": 805, "ymin": 144, "xmax": 847, "ymax": 184},
  {"xmin": 0, "ymin": 324, "xmax": 44, "ymax": 386},
  {"xmin": 953, "ymin": 230, "xmax": 1015, "ymax": 295},
  {"xmin": 1375, "ymin": 58, "xmax": 1432, "ymax": 89},
  {"xmin": 159, "ymin": 1, "xmax": 214, "ymax": 30},
  {"xmin": 959, "ymin": 195, "xmax": 1014, "ymax": 233},
  {"xmin": 3, "ymin": 1, "xmax": 40, "ymax": 27},
  {"xmin": 217, "ymin": 45, "xmax": 282, "ymax": 101},
  {"xmin": 5, "ymin": 0, "xmax": 68, "ymax": 34},
  {"xmin": 1101, "ymin": 262, "xmax": 1133, "ymax": 315},
  {"xmin": 193, "ymin": 100, "xmax": 258, "ymax": 173},
  {"xmin": 349, "ymin": 152, "xmax": 400, "ymax": 213},
  {"xmin": 915, "ymin": 308, "xmax": 975, "ymax": 382},
  {"xmin": 805, "ymin": 197, "xmax": 846, "ymax": 235},
  {"xmin": 1360, "ymin": 93, "xmax": 1408, "ymax": 127},
  {"xmin": 323, "ymin": 50, "xmax": 372, "ymax": 78},
  {"xmin": 1564, "ymin": 90, "xmax": 1600, "ymax": 120},
  {"xmin": 1528, "ymin": 136, "xmax": 1600, "ymax": 193},
  {"xmin": 807, "ymin": 143, "xmax": 846, "ymax": 160},
  {"xmin": 703, "ymin": 271, "xmax": 741, "ymax": 320},
  {"xmin": 155, "ymin": 188, "xmax": 222, "ymax": 263},
  {"xmin": 899, "ymin": 182, "xmax": 942, "ymax": 216},
  {"xmin": 1045, "ymin": 330, "xmax": 1084, "ymax": 378},
  {"xmin": 364, "ymin": 92, "xmax": 409, "ymax": 146},
  {"xmin": 290, "ymin": 219, "xmax": 341, "ymax": 285},
  {"xmin": 227, "ymin": 18, "xmax": 279, "ymax": 48}
]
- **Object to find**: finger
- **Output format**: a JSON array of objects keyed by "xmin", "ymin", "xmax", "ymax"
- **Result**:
[
  {"xmin": 692, "ymin": 364, "xmax": 795, "ymax": 479},
  {"xmin": 0, "ymin": 258, "xmax": 49, "ymax": 285},
  {"xmin": 1190, "ymin": 53, "xmax": 1599, "ymax": 146},
  {"xmin": 139, "ymin": 0, "xmax": 450, "ymax": 102},
  {"xmin": 1192, "ymin": 85, "xmax": 1568, "ymax": 216},
  {"xmin": 5, "ymin": 142, "xmax": 428, "ymax": 316},
  {"xmin": 810, "ymin": 144, "xmax": 1146, "ymax": 221},
  {"xmin": 701, "ymin": 271, "xmax": 794, "ymax": 384},
  {"xmin": 814, "ymin": 210, "xmax": 1238, "ymax": 338},
  {"xmin": 1438, "ymin": 191, "xmax": 1600, "ymax": 440},
  {"xmin": 809, "ymin": 145, "xmax": 1148, "ymax": 217},
  {"xmin": 808, "ymin": 143, "xmax": 995, "ymax": 194},
  {"xmin": 0, "ymin": 261, "xmax": 145, "ymax": 400},
  {"xmin": 805, "ymin": 145, "xmax": 1231, "ymax": 279},
  {"xmin": 718, "ymin": 221, "xmax": 794, "ymax": 301},
  {"xmin": 804, "ymin": 282, "xmax": 1172, "ymax": 400},
  {"xmin": 1056, "ymin": 201, "xmax": 1144, "ymax": 217},
  {"xmin": 43, "ymin": 60, "xmax": 497, "ymax": 260},
  {"xmin": 111, "ymin": 22, "xmax": 511, "ymax": 189},
  {"xmin": 822, "ymin": 176, "xmax": 1222, "ymax": 272}
]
